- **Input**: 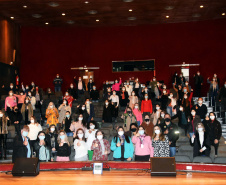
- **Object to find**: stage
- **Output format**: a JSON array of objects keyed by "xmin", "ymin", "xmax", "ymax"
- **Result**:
[{"xmin": 1, "ymin": 170, "xmax": 226, "ymax": 185}]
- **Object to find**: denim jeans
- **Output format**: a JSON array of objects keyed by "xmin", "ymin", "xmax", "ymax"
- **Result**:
[
  {"xmin": 66, "ymin": 132, "xmax": 73, "ymax": 137},
  {"xmin": 170, "ymin": 147, "xmax": 176, "ymax": 157},
  {"xmin": 189, "ymin": 132, "xmax": 194, "ymax": 138},
  {"xmin": 167, "ymin": 106, "xmax": 173, "ymax": 116},
  {"xmin": 55, "ymin": 86, "xmax": 61, "ymax": 92}
]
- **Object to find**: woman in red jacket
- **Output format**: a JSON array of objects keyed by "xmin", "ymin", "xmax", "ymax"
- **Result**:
[{"xmin": 141, "ymin": 93, "xmax": 153, "ymax": 117}]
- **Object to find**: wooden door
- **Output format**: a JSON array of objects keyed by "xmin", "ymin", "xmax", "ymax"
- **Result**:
[{"xmin": 80, "ymin": 70, "xmax": 94, "ymax": 88}]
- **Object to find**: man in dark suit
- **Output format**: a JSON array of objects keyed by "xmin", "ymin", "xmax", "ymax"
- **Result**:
[{"xmin": 12, "ymin": 125, "xmax": 32, "ymax": 163}]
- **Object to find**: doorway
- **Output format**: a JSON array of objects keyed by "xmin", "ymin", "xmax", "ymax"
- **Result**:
[{"xmin": 80, "ymin": 70, "xmax": 94, "ymax": 88}]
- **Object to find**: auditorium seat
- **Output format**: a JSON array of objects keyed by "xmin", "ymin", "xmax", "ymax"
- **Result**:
[
  {"xmin": 218, "ymin": 145, "xmax": 226, "ymax": 157},
  {"xmin": 175, "ymin": 155, "xmax": 191, "ymax": 163},
  {"xmin": 176, "ymin": 144, "xmax": 194, "ymax": 161},
  {"xmin": 192, "ymin": 156, "xmax": 213, "ymax": 163},
  {"xmin": 176, "ymin": 136, "xmax": 189, "ymax": 147},
  {"xmin": 213, "ymin": 157, "xmax": 226, "ymax": 164},
  {"xmin": 1, "ymin": 95, "xmax": 7, "ymax": 100},
  {"xmin": 69, "ymin": 145, "xmax": 75, "ymax": 161}
]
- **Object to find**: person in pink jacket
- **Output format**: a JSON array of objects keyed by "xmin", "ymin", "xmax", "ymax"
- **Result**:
[
  {"xmin": 112, "ymin": 78, "xmax": 122, "ymax": 95},
  {"xmin": 132, "ymin": 125, "xmax": 153, "ymax": 161},
  {"xmin": 133, "ymin": 103, "xmax": 143, "ymax": 126},
  {"xmin": 14, "ymin": 91, "xmax": 26, "ymax": 110},
  {"xmin": 5, "ymin": 90, "xmax": 17, "ymax": 114}
]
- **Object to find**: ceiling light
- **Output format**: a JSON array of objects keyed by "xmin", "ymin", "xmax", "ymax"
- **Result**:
[
  {"xmin": 62, "ymin": 13, "xmax": 65, "ymax": 16},
  {"xmin": 166, "ymin": 15, "xmax": 169, "ymax": 18},
  {"xmin": 127, "ymin": 17, "xmax": 136, "ymax": 20},
  {"xmin": 96, "ymin": 19, "xmax": 100, "ymax": 22},
  {"xmin": 10, "ymin": 17, "xmax": 14, "ymax": 19},
  {"xmin": 67, "ymin": 20, "xmax": 75, "ymax": 24},
  {"xmin": 88, "ymin": 10, "xmax": 97, "ymax": 14},
  {"xmin": 48, "ymin": 2, "xmax": 59, "ymax": 7},
  {"xmin": 200, "ymin": 5, "xmax": 204, "ymax": 8},
  {"xmin": 45, "ymin": 22, "xmax": 49, "ymax": 25},
  {"xmin": 84, "ymin": 1, "xmax": 89, "ymax": 3},
  {"xmin": 165, "ymin": 6, "xmax": 174, "ymax": 10},
  {"xmin": 23, "ymin": 5, "xmax": 27, "ymax": 8},
  {"xmin": 32, "ymin": 14, "xmax": 42, "ymax": 18},
  {"xmin": 129, "ymin": 9, "xmax": 133, "ymax": 12},
  {"xmin": 222, "ymin": 13, "xmax": 225, "ymax": 16},
  {"xmin": 123, "ymin": 0, "xmax": 133, "ymax": 2},
  {"xmin": 192, "ymin": 13, "xmax": 201, "ymax": 18}
]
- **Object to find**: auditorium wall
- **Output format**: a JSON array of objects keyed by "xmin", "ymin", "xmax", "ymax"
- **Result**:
[{"xmin": 20, "ymin": 19, "xmax": 226, "ymax": 93}]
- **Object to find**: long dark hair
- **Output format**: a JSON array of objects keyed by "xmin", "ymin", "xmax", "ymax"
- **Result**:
[
  {"xmin": 74, "ymin": 128, "xmax": 85, "ymax": 141},
  {"xmin": 36, "ymin": 131, "xmax": 47, "ymax": 145},
  {"xmin": 114, "ymin": 126, "xmax": 130, "ymax": 143}
]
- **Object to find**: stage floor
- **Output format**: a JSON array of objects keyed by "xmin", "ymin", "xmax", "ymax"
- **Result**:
[{"xmin": 1, "ymin": 170, "xmax": 226, "ymax": 185}]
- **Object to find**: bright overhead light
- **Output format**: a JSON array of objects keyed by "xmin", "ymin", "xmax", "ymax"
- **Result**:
[
  {"xmin": 200, "ymin": 5, "xmax": 204, "ymax": 8},
  {"xmin": 23, "ymin": 5, "xmax": 27, "ymax": 8},
  {"xmin": 222, "ymin": 13, "xmax": 225, "ymax": 16},
  {"xmin": 10, "ymin": 17, "xmax": 14, "ymax": 19},
  {"xmin": 45, "ymin": 22, "xmax": 49, "ymax": 25},
  {"xmin": 62, "ymin": 13, "xmax": 66, "ymax": 16},
  {"xmin": 166, "ymin": 15, "xmax": 169, "ymax": 18},
  {"xmin": 84, "ymin": 1, "xmax": 89, "ymax": 3},
  {"xmin": 96, "ymin": 19, "xmax": 99, "ymax": 22},
  {"xmin": 129, "ymin": 9, "xmax": 133, "ymax": 12},
  {"xmin": 123, "ymin": 0, "xmax": 133, "ymax": 2}
]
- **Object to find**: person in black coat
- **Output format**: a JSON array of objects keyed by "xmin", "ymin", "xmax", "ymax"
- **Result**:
[
  {"xmin": 12, "ymin": 125, "xmax": 32, "ymax": 163},
  {"xmin": 84, "ymin": 98, "xmax": 95, "ymax": 123},
  {"xmin": 45, "ymin": 124, "xmax": 58, "ymax": 161},
  {"xmin": 63, "ymin": 111, "xmax": 73, "ymax": 136},
  {"xmin": 76, "ymin": 104, "xmax": 89, "ymax": 126},
  {"xmin": 90, "ymin": 86, "xmax": 99, "ymax": 102},
  {"xmin": 119, "ymin": 87, "xmax": 129, "ymax": 107},
  {"xmin": 103, "ymin": 80, "xmax": 111, "ymax": 96},
  {"xmin": 9, "ymin": 106, "xmax": 23, "ymax": 135},
  {"xmin": 87, "ymin": 79, "xmax": 95, "ymax": 93},
  {"xmin": 56, "ymin": 131, "xmax": 71, "ymax": 161},
  {"xmin": 102, "ymin": 100, "xmax": 114, "ymax": 123},
  {"xmin": 76, "ymin": 77, "xmax": 86, "ymax": 98},
  {"xmin": 68, "ymin": 83, "xmax": 77, "ymax": 100},
  {"xmin": 187, "ymin": 109, "xmax": 201, "ymax": 138},
  {"xmin": 205, "ymin": 112, "xmax": 222, "ymax": 156},
  {"xmin": 172, "ymin": 72, "xmax": 180, "ymax": 86},
  {"xmin": 2, "ymin": 83, "xmax": 17, "ymax": 94},
  {"xmin": 160, "ymin": 114, "xmax": 179, "ymax": 157},
  {"xmin": 34, "ymin": 131, "xmax": 51, "ymax": 162},
  {"xmin": 190, "ymin": 123, "xmax": 211, "ymax": 157},
  {"xmin": 192, "ymin": 97, "xmax": 207, "ymax": 120},
  {"xmin": 193, "ymin": 71, "xmax": 203, "ymax": 97}
]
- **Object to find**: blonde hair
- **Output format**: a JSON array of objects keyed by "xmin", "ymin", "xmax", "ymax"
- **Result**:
[
  {"xmin": 48, "ymin": 102, "xmax": 55, "ymax": 109},
  {"xmin": 196, "ymin": 123, "xmax": 205, "ymax": 132},
  {"xmin": 57, "ymin": 130, "xmax": 70, "ymax": 146}
]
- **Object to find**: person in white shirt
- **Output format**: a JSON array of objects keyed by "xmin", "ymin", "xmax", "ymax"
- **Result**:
[
  {"xmin": 27, "ymin": 116, "xmax": 42, "ymax": 154},
  {"xmin": 125, "ymin": 81, "xmax": 133, "ymax": 96},
  {"xmin": 74, "ymin": 128, "xmax": 88, "ymax": 161},
  {"xmin": 109, "ymin": 90, "xmax": 119, "ymax": 122},
  {"xmin": 190, "ymin": 123, "xmax": 211, "ymax": 157},
  {"xmin": 85, "ymin": 121, "xmax": 98, "ymax": 160}
]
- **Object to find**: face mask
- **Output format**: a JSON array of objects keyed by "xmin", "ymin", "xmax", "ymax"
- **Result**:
[
  {"xmin": 106, "ymin": 82, "xmax": 109, "ymax": 85},
  {"xmin": 10, "ymin": 86, "xmax": 13, "ymax": 88},
  {"xmin": 108, "ymin": 89, "xmax": 111, "ymax": 92},
  {"xmin": 169, "ymin": 94, "xmax": 173, "ymax": 98},
  {"xmin": 122, "ymin": 88, "xmax": 125, "ymax": 91},
  {"xmin": 39, "ymin": 136, "xmax": 45, "ymax": 140},
  {"xmin": 138, "ymin": 130, "xmax": 144, "ymax": 135},
  {"xmin": 93, "ymin": 87, "xmax": 96, "ymax": 90},
  {"xmin": 156, "ymin": 107, "xmax": 160, "ymax": 110},
  {"xmin": 180, "ymin": 75, "xmax": 182, "ymax": 77},
  {"xmin": 113, "ymin": 92, "xmax": 116, "ymax": 95},
  {"xmin": 183, "ymin": 89, "xmax": 187, "ymax": 92},
  {"xmin": 153, "ymin": 78, "xmax": 156, "ymax": 81},
  {"xmin": 28, "ymin": 93, "xmax": 31, "ymax": 96},
  {"xmin": 50, "ymin": 128, "xmax": 55, "ymax": 132},
  {"xmin": 15, "ymin": 108, "xmax": 18, "ymax": 112},
  {"xmin": 32, "ymin": 83, "xmax": 35, "ymax": 86},
  {"xmin": 30, "ymin": 119, "xmax": 34, "ymax": 123},
  {"xmin": 90, "ymin": 80, "xmax": 92, "ymax": 83},
  {"xmin": 26, "ymin": 87, "xmax": 29, "ymax": 89},
  {"xmin": 214, "ymin": 74, "xmax": 217, "ymax": 77},
  {"xmin": 78, "ymin": 133, "xmax": 84, "ymax": 138},
  {"xmin": 90, "ymin": 125, "xmax": 95, "ymax": 129},
  {"xmin": 198, "ymin": 101, "xmax": 203, "ymax": 104},
  {"xmin": 0, "ymin": 113, "xmax": 3, "ymax": 117},
  {"xmin": 135, "ymin": 106, "xmax": 138, "ymax": 109},
  {"xmin": 132, "ymin": 93, "xmax": 135, "ymax": 96},
  {"xmin": 63, "ymin": 101, "xmax": 67, "ymax": 104},
  {"xmin": 165, "ymin": 118, "xmax": 171, "ymax": 122},
  {"xmin": 130, "ymin": 128, "xmax": 137, "ymax": 132},
  {"xmin": 70, "ymin": 86, "xmax": 74, "ymax": 88},
  {"xmin": 82, "ymin": 107, "xmax": 85, "ymax": 110},
  {"xmin": 86, "ymin": 101, "xmax": 90, "ymax": 104},
  {"xmin": 115, "ymin": 81, "xmax": 118, "ymax": 83},
  {"xmin": 145, "ymin": 89, "xmax": 148, "ymax": 92},
  {"xmin": 66, "ymin": 115, "xmax": 70, "ymax": 118},
  {"xmin": 97, "ymin": 135, "xmax": 103, "ymax": 140},
  {"xmin": 161, "ymin": 114, "xmax": 165, "ymax": 118},
  {"xmin": 155, "ymin": 130, "xmax": 160, "ymax": 135},
  {"xmin": 118, "ymin": 131, "xmax": 124, "ymax": 136},
  {"xmin": 185, "ymin": 83, "xmax": 188, "ymax": 86},
  {"xmin": 145, "ymin": 119, "xmax": 150, "ymax": 122},
  {"xmin": 224, "ymin": 84, "xmax": 226, "ymax": 88},
  {"xmin": 57, "ymin": 76, "xmax": 59, "ymax": 78},
  {"xmin": 22, "ymin": 131, "xmax": 28, "ymax": 137},
  {"xmin": 105, "ymin": 102, "xmax": 109, "ymax": 106},
  {"xmin": 50, "ymin": 105, "xmax": 53, "ymax": 108},
  {"xmin": 60, "ymin": 135, "xmax": 65, "ymax": 140},
  {"xmin": 210, "ymin": 115, "xmax": 215, "ymax": 120},
  {"xmin": 9, "ymin": 93, "xmax": 13, "ymax": 96},
  {"xmin": 175, "ymin": 74, "xmax": 178, "ymax": 76},
  {"xmin": 66, "ymin": 93, "xmax": 69, "ymax": 96},
  {"xmin": 179, "ymin": 107, "xmax": 183, "ymax": 111},
  {"xmin": 20, "ymin": 93, "xmax": 23, "ymax": 95},
  {"xmin": 191, "ymin": 112, "xmax": 196, "ymax": 116},
  {"xmin": 198, "ymin": 128, "xmax": 203, "ymax": 132},
  {"xmin": 79, "ymin": 79, "xmax": 81, "ymax": 81},
  {"xmin": 127, "ymin": 83, "xmax": 129, "ymax": 85},
  {"xmin": 163, "ymin": 90, "xmax": 166, "ymax": 94},
  {"xmin": 197, "ymin": 73, "xmax": 200, "ymax": 75},
  {"xmin": 25, "ymin": 100, "xmax": 29, "ymax": 103},
  {"xmin": 184, "ymin": 96, "xmax": 187, "ymax": 99},
  {"xmin": 145, "ymin": 96, "xmax": 148, "ymax": 99},
  {"xmin": 78, "ymin": 117, "xmax": 83, "ymax": 121},
  {"xmin": 163, "ymin": 86, "xmax": 166, "ymax": 89},
  {"xmin": 127, "ymin": 111, "xmax": 132, "ymax": 114}
]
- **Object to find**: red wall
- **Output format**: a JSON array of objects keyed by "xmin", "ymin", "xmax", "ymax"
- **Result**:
[{"xmin": 20, "ymin": 19, "xmax": 226, "ymax": 93}]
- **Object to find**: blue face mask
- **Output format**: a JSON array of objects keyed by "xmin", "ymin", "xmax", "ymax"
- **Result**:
[
  {"xmin": 22, "ymin": 131, "xmax": 28, "ymax": 137},
  {"xmin": 39, "ymin": 136, "xmax": 45, "ymax": 140},
  {"xmin": 60, "ymin": 135, "xmax": 65, "ymax": 140},
  {"xmin": 66, "ymin": 115, "xmax": 70, "ymax": 118},
  {"xmin": 139, "ymin": 130, "xmax": 144, "ymax": 135}
]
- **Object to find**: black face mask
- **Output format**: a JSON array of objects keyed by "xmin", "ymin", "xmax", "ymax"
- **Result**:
[
  {"xmin": 127, "ymin": 111, "xmax": 132, "ymax": 114},
  {"xmin": 165, "ymin": 118, "xmax": 171, "ymax": 122},
  {"xmin": 15, "ymin": 109, "xmax": 18, "ymax": 112},
  {"xmin": 130, "ymin": 128, "xmax": 137, "ymax": 132},
  {"xmin": 145, "ymin": 119, "xmax": 150, "ymax": 122}
]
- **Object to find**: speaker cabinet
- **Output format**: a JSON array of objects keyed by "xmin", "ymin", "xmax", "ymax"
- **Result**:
[
  {"xmin": 151, "ymin": 157, "xmax": 176, "ymax": 176},
  {"xmin": 12, "ymin": 158, "xmax": 40, "ymax": 176}
]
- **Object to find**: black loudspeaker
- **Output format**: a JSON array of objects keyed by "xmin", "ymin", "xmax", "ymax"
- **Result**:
[
  {"xmin": 151, "ymin": 157, "xmax": 176, "ymax": 176},
  {"xmin": 12, "ymin": 158, "xmax": 40, "ymax": 176}
]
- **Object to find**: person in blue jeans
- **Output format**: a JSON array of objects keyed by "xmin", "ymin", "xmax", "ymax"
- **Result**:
[
  {"xmin": 53, "ymin": 74, "xmax": 63, "ymax": 92},
  {"xmin": 110, "ymin": 126, "xmax": 134, "ymax": 161},
  {"xmin": 160, "ymin": 114, "xmax": 179, "ymax": 157}
]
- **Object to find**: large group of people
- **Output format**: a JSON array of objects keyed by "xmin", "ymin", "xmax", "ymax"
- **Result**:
[{"xmin": 0, "ymin": 71, "xmax": 224, "ymax": 162}]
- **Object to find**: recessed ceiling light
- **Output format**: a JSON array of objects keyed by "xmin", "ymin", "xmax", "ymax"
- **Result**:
[
  {"xmin": 84, "ymin": 1, "xmax": 89, "ymax": 3},
  {"xmin": 96, "ymin": 19, "xmax": 100, "ymax": 22},
  {"xmin": 67, "ymin": 20, "xmax": 75, "ymax": 24},
  {"xmin": 165, "ymin": 6, "xmax": 174, "ymax": 10},
  {"xmin": 222, "ymin": 13, "xmax": 225, "ymax": 16},
  {"xmin": 166, "ymin": 15, "xmax": 169, "ymax": 18},
  {"xmin": 23, "ymin": 5, "xmax": 27, "ymax": 8},
  {"xmin": 88, "ymin": 10, "xmax": 97, "ymax": 14},
  {"xmin": 45, "ymin": 22, "xmax": 49, "ymax": 25},
  {"xmin": 192, "ymin": 13, "xmax": 201, "ymax": 18},
  {"xmin": 10, "ymin": 17, "xmax": 14, "ymax": 19},
  {"xmin": 62, "ymin": 13, "xmax": 66, "ymax": 16},
  {"xmin": 127, "ymin": 17, "xmax": 136, "ymax": 21},
  {"xmin": 123, "ymin": 0, "xmax": 133, "ymax": 2},
  {"xmin": 129, "ymin": 9, "xmax": 133, "ymax": 12},
  {"xmin": 32, "ymin": 14, "xmax": 42, "ymax": 18},
  {"xmin": 48, "ymin": 2, "xmax": 59, "ymax": 7},
  {"xmin": 200, "ymin": 5, "xmax": 204, "ymax": 8}
]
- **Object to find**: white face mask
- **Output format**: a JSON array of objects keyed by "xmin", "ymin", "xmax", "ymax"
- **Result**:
[
  {"xmin": 97, "ymin": 135, "xmax": 103, "ymax": 140},
  {"xmin": 118, "ymin": 131, "xmax": 124, "ymax": 136},
  {"xmin": 10, "ymin": 86, "xmax": 13, "ymax": 88},
  {"xmin": 185, "ymin": 83, "xmax": 188, "ymax": 86},
  {"xmin": 132, "ymin": 93, "xmax": 135, "ymax": 96},
  {"xmin": 50, "ymin": 105, "xmax": 53, "ymax": 108},
  {"xmin": 163, "ymin": 90, "xmax": 166, "ymax": 94},
  {"xmin": 78, "ymin": 117, "xmax": 83, "ymax": 121},
  {"xmin": 9, "ymin": 93, "xmax": 13, "ymax": 96},
  {"xmin": 210, "ymin": 115, "xmax": 215, "ymax": 120},
  {"xmin": 86, "ymin": 101, "xmax": 90, "ymax": 104},
  {"xmin": 63, "ymin": 101, "xmax": 67, "ymax": 104},
  {"xmin": 30, "ymin": 119, "xmax": 34, "ymax": 123},
  {"xmin": 25, "ymin": 100, "xmax": 29, "ymax": 103},
  {"xmin": 122, "ymin": 88, "xmax": 125, "ymax": 91},
  {"xmin": 156, "ymin": 107, "xmax": 160, "ymax": 110},
  {"xmin": 70, "ymin": 86, "xmax": 74, "ymax": 88},
  {"xmin": 65, "ymin": 93, "xmax": 69, "ymax": 96},
  {"xmin": 50, "ymin": 128, "xmax": 55, "ymax": 132},
  {"xmin": 82, "ymin": 107, "xmax": 85, "ymax": 110},
  {"xmin": 198, "ymin": 127, "xmax": 203, "ymax": 132},
  {"xmin": 161, "ymin": 114, "xmax": 165, "ymax": 118},
  {"xmin": 179, "ymin": 107, "xmax": 183, "ymax": 111},
  {"xmin": 198, "ymin": 101, "xmax": 203, "ymax": 105},
  {"xmin": 105, "ymin": 102, "xmax": 109, "ymax": 106},
  {"xmin": 191, "ymin": 112, "xmax": 196, "ymax": 116},
  {"xmin": 77, "ymin": 133, "xmax": 84, "ymax": 138},
  {"xmin": 135, "ymin": 106, "xmax": 138, "ymax": 109},
  {"xmin": 155, "ymin": 130, "xmax": 160, "ymax": 135},
  {"xmin": 145, "ymin": 96, "xmax": 148, "ymax": 99},
  {"xmin": 153, "ymin": 79, "xmax": 156, "ymax": 81},
  {"xmin": 0, "ymin": 113, "xmax": 3, "ymax": 117},
  {"xmin": 113, "ymin": 92, "xmax": 116, "ymax": 95},
  {"xmin": 90, "ymin": 125, "xmax": 95, "ymax": 129}
]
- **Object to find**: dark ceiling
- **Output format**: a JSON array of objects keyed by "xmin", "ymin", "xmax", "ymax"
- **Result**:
[{"xmin": 0, "ymin": 0, "xmax": 226, "ymax": 26}]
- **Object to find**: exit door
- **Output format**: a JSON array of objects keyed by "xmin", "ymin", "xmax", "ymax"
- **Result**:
[{"xmin": 80, "ymin": 70, "xmax": 94, "ymax": 88}]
